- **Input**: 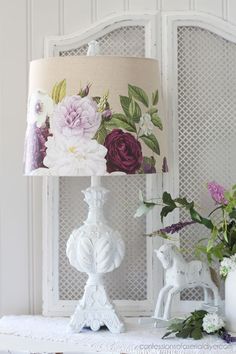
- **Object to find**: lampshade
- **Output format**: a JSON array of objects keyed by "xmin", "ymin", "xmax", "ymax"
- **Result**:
[{"xmin": 24, "ymin": 56, "xmax": 167, "ymax": 176}]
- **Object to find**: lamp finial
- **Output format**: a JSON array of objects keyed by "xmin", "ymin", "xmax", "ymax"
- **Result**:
[{"xmin": 87, "ymin": 40, "xmax": 100, "ymax": 56}]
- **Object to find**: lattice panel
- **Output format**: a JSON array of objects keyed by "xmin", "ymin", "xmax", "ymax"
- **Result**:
[
  {"xmin": 177, "ymin": 27, "xmax": 236, "ymax": 300},
  {"xmin": 59, "ymin": 176, "xmax": 147, "ymax": 300},
  {"xmin": 59, "ymin": 26, "xmax": 145, "ymax": 57},
  {"xmin": 56, "ymin": 24, "xmax": 150, "ymax": 304}
]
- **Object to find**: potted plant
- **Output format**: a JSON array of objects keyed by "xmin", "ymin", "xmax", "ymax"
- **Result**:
[{"xmin": 136, "ymin": 182, "xmax": 236, "ymax": 332}]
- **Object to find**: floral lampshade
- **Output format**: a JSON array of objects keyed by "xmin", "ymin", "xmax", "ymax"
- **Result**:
[{"xmin": 24, "ymin": 56, "xmax": 168, "ymax": 176}]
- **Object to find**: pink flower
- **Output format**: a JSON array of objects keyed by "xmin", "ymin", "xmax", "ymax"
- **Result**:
[
  {"xmin": 208, "ymin": 181, "xmax": 227, "ymax": 205},
  {"xmin": 53, "ymin": 95, "xmax": 101, "ymax": 138}
]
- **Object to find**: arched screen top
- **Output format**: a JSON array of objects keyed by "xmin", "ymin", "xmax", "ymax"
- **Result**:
[
  {"xmin": 59, "ymin": 26, "xmax": 145, "ymax": 57},
  {"xmin": 45, "ymin": 12, "xmax": 159, "ymax": 59}
]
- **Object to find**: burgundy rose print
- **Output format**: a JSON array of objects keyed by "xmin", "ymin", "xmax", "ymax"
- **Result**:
[
  {"xmin": 104, "ymin": 129, "xmax": 143, "ymax": 174},
  {"xmin": 25, "ymin": 80, "xmax": 163, "ymax": 176}
]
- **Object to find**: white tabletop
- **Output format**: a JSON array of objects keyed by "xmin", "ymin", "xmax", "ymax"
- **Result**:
[{"xmin": 0, "ymin": 316, "xmax": 234, "ymax": 354}]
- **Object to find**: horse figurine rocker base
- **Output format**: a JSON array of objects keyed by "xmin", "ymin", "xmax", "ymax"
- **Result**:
[{"xmin": 154, "ymin": 243, "xmax": 220, "ymax": 321}]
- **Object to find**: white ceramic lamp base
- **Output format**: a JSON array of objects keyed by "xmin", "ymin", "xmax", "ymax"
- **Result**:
[
  {"xmin": 66, "ymin": 177, "xmax": 125, "ymax": 334},
  {"xmin": 69, "ymin": 274, "xmax": 124, "ymax": 333}
]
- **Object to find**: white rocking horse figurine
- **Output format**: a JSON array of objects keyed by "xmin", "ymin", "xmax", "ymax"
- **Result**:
[{"xmin": 154, "ymin": 244, "xmax": 220, "ymax": 320}]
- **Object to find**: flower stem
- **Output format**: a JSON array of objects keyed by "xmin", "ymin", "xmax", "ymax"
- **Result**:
[{"xmin": 208, "ymin": 206, "xmax": 222, "ymax": 217}]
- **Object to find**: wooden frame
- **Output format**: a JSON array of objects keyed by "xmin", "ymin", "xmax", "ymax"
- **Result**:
[
  {"xmin": 162, "ymin": 11, "xmax": 236, "ymax": 313},
  {"xmin": 44, "ymin": 12, "xmax": 161, "ymax": 59}
]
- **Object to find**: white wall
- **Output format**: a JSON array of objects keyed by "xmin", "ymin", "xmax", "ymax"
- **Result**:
[{"xmin": 0, "ymin": 0, "xmax": 235, "ymax": 315}]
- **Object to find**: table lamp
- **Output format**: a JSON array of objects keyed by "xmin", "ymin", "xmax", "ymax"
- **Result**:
[{"xmin": 24, "ymin": 55, "xmax": 167, "ymax": 334}]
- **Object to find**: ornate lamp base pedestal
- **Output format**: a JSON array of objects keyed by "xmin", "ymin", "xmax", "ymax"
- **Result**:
[
  {"xmin": 66, "ymin": 177, "xmax": 125, "ymax": 333},
  {"xmin": 68, "ymin": 275, "xmax": 125, "ymax": 333}
]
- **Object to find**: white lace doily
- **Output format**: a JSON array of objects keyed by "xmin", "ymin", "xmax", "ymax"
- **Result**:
[{"xmin": 0, "ymin": 316, "xmax": 234, "ymax": 354}]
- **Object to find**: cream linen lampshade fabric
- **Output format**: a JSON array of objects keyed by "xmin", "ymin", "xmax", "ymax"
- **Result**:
[{"xmin": 24, "ymin": 56, "xmax": 167, "ymax": 176}]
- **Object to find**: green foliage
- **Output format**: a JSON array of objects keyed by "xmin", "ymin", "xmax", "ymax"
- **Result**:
[
  {"xmin": 94, "ymin": 123, "xmax": 107, "ymax": 144},
  {"xmin": 120, "ymin": 95, "xmax": 132, "ymax": 117},
  {"xmin": 155, "ymin": 231, "xmax": 169, "ymax": 239},
  {"xmin": 148, "ymin": 107, "xmax": 158, "ymax": 115},
  {"xmin": 134, "ymin": 201, "xmax": 156, "ymax": 218},
  {"xmin": 152, "ymin": 89, "xmax": 159, "ymax": 106},
  {"xmin": 51, "ymin": 79, "xmax": 66, "ymax": 103},
  {"xmin": 229, "ymin": 209, "xmax": 236, "ymax": 219},
  {"xmin": 163, "ymin": 191, "xmax": 175, "ymax": 206},
  {"xmin": 190, "ymin": 208, "xmax": 214, "ymax": 230},
  {"xmin": 129, "ymin": 99, "xmax": 142, "ymax": 122},
  {"xmin": 140, "ymin": 134, "xmax": 160, "ymax": 155},
  {"xmin": 136, "ymin": 184, "xmax": 236, "ymax": 263},
  {"xmin": 103, "ymin": 83, "xmax": 163, "ymax": 159},
  {"xmin": 159, "ymin": 192, "xmax": 214, "ymax": 229},
  {"xmin": 128, "ymin": 84, "xmax": 149, "ymax": 108},
  {"xmin": 196, "ymin": 242, "xmax": 225, "ymax": 263},
  {"xmin": 163, "ymin": 310, "xmax": 208, "ymax": 340},
  {"xmin": 151, "ymin": 113, "xmax": 163, "ymax": 130},
  {"xmin": 93, "ymin": 96, "xmax": 101, "ymax": 104},
  {"xmin": 105, "ymin": 113, "xmax": 136, "ymax": 133},
  {"xmin": 144, "ymin": 156, "xmax": 156, "ymax": 167},
  {"xmin": 224, "ymin": 187, "xmax": 236, "ymax": 215},
  {"xmin": 159, "ymin": 189, "xmax": 236, "ymax": 261}
]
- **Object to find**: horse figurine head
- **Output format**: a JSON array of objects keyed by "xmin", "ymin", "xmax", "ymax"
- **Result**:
[{"xmin": 154, "ymin": 243, "xmax": 178, "ymax": 269}]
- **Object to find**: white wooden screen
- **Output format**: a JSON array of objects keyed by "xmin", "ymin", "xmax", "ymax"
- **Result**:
[
  {"xmin": 43, "ymin": 10, "xmax": 236, "ymax": 316},
  {"xmin": 2, "ymin": 0, "xmax": 236, "ymax": 318},
  {"xmin": 163, "ymin": 13, "xmax": 236, "ymax": 311}
]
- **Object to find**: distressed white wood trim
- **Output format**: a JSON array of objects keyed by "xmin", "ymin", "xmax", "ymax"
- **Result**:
[
  {"xmin": 163, "ymin": 11, "xmax": 236, "ymax": 41},
  {"xmin": 91, "ymin": 0, "xmax": 98, "ymax": 23},
  {"xmin": 26, "ymin": 0, "xmax": 36, "ymax": 315},
  {"xmin": 222, "ymin": 0, "xmax": 228, "ymax": 21},
  {"xmin": 124, "ymin": 0, "xmax": 130, "ymax": 12},
  {"xmin": 189, "ymin": 0, "xmax": 195, "ymax": 10},
  {"xmin": 42, "ymin": 177, "xmax": 60, "ymax": 316},
  {"xmin": 44, "ymin": 300, "xmax": 155, "ymax": 317},
  {"xmin": 26, "ymin": 0, "xmax": 33, "ymax": 61},
  {"xmin": 0, "ymin": 69, "xmax": 2, "ymax": 316},
  {"xmin": 166, "ymin": 12, "xmax": 236, "ymax": 43},
  {"xmin": 58, "ymin": 0, "xmax": 65, "ymax": 35},
  {"xmin": 162, "ymin": 10, "xmax": 236, "ymax": 312},
  {"xmin": 44, "ymin": 12, "xmax": 159, "ymax": 57},
  {"xmin": 27, "ymin": 179, "xmax": 34, "ymax": 314},
  {"xmin": 26, "ymin": 0, "xmax": 46, "ymax": 316}
]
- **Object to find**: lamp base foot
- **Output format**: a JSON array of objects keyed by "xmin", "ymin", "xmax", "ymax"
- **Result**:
[{"xmin": 68, "ymin": 281, "xmax": 125, "ymax": 334}]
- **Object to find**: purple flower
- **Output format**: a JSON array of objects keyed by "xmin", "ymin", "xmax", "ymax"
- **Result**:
[
  {"xmin": 159, "ymin": 221, "xmax": 196, "ymax": 234},
  {"xmin": 25, "ymin": 119, "xmax": 51, "ymax": 173},
  {"xmin": 208, "ymin": 181, "xmax": 228, "ymax": 205},
  {"xmin": 54, "ymin": 95, "xmax": 101, "ymax": 138},
  {"xmin": 102, "ymin": 109, "xmax": 112, "ymax": 121},
  {"xmin": 78, "ymin": 84, "xmax": 91, "ymax": 98},
  {"xmin": 221, "ymin": 331, "xmax": 232, "ymax": 343},
  {"xmin": 143, "ymin": 157, "xmax": 156, "ymax": 173},
  {"xmin": 162, "ymin": 157, "xmax": 169, "ymax": 173},
  {"xmin": 104, "ymin": 129, "xmax": 143, "ymax": 174},
  {"xmin": 219, "ymin": 329, "xmax": 236, "ymax": 343}
]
